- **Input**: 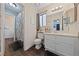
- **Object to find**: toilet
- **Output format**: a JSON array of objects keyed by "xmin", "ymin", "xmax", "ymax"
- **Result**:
[
  {"xmin": 34, "ymin": 39, "xmax": 42, "ymax": 49},
  {"xmin": 34, "ymin": 32, "xmax": 43, "ymax": 49}
]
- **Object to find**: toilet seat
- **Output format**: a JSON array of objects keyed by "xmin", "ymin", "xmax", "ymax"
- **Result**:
[{"xmin": 34, "ymin": 39, "xmax": 41, "ymax": 44}]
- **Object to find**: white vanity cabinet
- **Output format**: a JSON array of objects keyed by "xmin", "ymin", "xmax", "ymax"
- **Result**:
[{"xmin": 44, "ymin": 34, "xmax": 79, "ymax": 56}]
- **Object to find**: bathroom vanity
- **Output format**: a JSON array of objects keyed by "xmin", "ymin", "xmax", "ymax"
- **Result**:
[{"xmin": 44, "ymin": 32, "xmax": 79, "ymax": 56}]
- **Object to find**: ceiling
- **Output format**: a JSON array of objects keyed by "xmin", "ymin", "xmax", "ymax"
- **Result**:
[
  {"xmin": 5, "ymin": 3, "xmax": 51, "ymax": 15},
  {"xmin": 33, "ymin": 3, "xmax": 51, "ymax": 9}
]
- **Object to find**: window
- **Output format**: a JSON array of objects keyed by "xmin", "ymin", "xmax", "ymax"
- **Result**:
[
  {"xmin": 39, "ymin": 15, "xmax": 43, "ymax": 27},
  {"xmin": 39, "ymin": 14, "xmax": 46, "ymax": 27}
]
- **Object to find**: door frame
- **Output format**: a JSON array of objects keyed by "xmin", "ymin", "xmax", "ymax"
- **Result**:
[{"xmin": 0, "ymin": 4, "xmax": 5, "ymax": 56}]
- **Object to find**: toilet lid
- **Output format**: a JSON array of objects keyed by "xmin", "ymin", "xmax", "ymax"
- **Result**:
[{"xmin": 35, "ymin": 39, "xmax": 41, "ymax": 42}]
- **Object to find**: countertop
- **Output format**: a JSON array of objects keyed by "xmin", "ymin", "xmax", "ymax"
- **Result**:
[
  {"xmin": 37, "ymin": 31, "xmax": 79, "ymax": 37},
  {"xmin": 44, "ymin": 32, "xmax": 79, "ymax": 37}
]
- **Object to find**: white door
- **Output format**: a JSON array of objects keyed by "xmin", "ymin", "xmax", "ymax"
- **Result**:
[{"xmin": 0, "ymin": 4, "xmax": 5, "ymax": 56}]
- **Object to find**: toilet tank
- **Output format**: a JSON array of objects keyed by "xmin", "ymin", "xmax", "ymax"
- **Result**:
[{"xmin": 37, "ymin": 32, "xmax": 44, "ymax": 39}]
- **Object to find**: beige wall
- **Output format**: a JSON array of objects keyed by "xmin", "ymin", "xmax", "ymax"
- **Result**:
[
  {"xmin": 38, "ymin": 3, "xmax": 78, "ymax": 34},
  {"xmin": 5, "ymin": 14, "xmax": 15, "ymax": 38},
  {"xmin": 5, "ymin": 15, "xmax": 15, "ymax": 33},
  {"xmin": 66, "ymin": 4, "xmax": 79, "ymax": 34}
]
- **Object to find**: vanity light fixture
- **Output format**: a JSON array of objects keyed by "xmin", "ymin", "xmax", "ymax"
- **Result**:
[
  {"xmin": 56, "ymin": 7, "xmax": 59, "ymax": 9},
  {"xmin": 59, "ymin": 5, "xmax": 63, "ymax": 8},
  {"xmin": 52, "ymin": 8, "xmax": 55, "ymax": 12},
  {"xmin": 52, "ymin": 5, "xmax": 63, "ymax": 12}
]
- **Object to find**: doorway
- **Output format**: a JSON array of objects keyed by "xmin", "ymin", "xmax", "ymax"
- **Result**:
[{"xmin": 4, "ymin": 3, "xmax": 24, "ymax": 55}]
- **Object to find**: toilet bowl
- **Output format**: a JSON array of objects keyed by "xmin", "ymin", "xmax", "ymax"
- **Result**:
[{"xmin": 34, "ymin": 39, "xmax": 42, "ymax": 49}]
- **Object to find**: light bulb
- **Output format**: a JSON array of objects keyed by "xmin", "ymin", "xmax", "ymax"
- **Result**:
[
  {"xmin": 59, "ymin": 6, "xmax": 63, "ymax": 8},
  {"xmin": 56, "ymin": 7, "xmax": 58, "ymax": 9}
]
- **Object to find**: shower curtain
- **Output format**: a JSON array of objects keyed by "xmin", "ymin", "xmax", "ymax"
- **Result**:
[
  {"xmin": 15, "ymin": 7, "xmax": 24, "ymax": 42},
  {"xmin": 15, "ymin": 13, "xmax": 22, "ymax": 41}
]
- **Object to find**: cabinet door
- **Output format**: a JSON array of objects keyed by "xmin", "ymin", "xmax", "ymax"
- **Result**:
[
  {"xmin": 45, "ymin": 35, "xmax": 55, "ymax": 51},
  {"xmin": 56, "ymin": 42, "xmax": 74, "ymax": 56},
  {"xmin": 55, "ymin": 36, "xmax": 74, "ymax": 56}
]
